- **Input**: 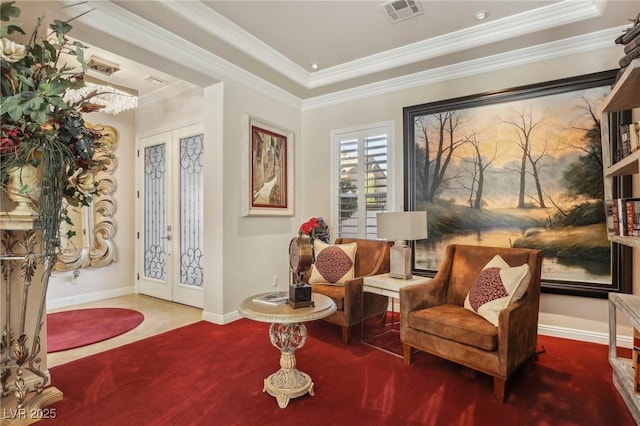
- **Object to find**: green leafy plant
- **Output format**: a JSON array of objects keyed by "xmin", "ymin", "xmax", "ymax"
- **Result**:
[{"xmin": 1, "ymin": 1, "xmax": 105, "ymax": 260}]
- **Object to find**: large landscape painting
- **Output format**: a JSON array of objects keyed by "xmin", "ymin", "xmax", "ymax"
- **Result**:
[{"xmin": 403, "ymin": 71, "xmax": 629, "ymax": 296}]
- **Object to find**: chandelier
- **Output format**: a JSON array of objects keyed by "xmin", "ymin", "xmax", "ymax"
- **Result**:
[{"xmin": 65, "ymin": 81, "xmax": 138, "ymax": 115}]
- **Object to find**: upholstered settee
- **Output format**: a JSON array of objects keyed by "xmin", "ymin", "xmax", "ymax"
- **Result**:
[
  {"xmin": 307, "ymin": 238, "xmax": 392, "ymax": 344},
  {"xmin": 399, "ymin": 244, "xmax": 543, "ymax": 402}
]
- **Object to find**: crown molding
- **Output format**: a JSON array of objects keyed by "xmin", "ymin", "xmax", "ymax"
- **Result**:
[
  {"xmin": 61, "ymin": 0, "xmax": 302, "ymax": 109},
  {"xmin": 308, "ymin": 0, "xmax": 604, "ymax": 88},
  {"xmin": 302, "ymin": 26, "xmax": 623, "ymax": 111},
  {"xmin": 113, "ymin": 0, "xmax": 605, "ymax": 91},
  {"xmin": 60, "ymin": 0, "xmax": 612, "ymax": 112},
  {"xmin": 140, "ymin": 0, "xmax": 606, "ymax": 89},
  {"xmin": 159, "ymin": 0, "xmax": 310, "ymax": 87},
  {"xmin": 138, "ymin": 80, "xmax": 198, "ymax": 106},
  {"xmin": 592, "ymin": 0, "xmax": 608, "ymax": 13}
]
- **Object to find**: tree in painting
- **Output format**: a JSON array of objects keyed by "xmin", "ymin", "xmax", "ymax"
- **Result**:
[
  {"xmin": 413, "ymin": 85, "xmax": 611, "ymax": 284},
  {"xmin": 415, "ymin": 112, "xmax": 468, "ymax": 202},
  {"xmin": 461, "ymin": 130, "xmax": 497, "ymax": 209},
  {"xmin": 563, "ymin": 97, "xmax": 605, "ymax": 200}
]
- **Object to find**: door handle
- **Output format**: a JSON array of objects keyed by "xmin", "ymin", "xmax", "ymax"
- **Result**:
[{"xmin": 161, "ymin": 235, "xmax": 172, "ymax": 241}]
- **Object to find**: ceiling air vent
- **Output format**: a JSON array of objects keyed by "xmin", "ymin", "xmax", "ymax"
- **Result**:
[
  {"xmin": 144, "ymin": 75, "xmax": 167, "ymax": 85},
  {"xmin": 86, "ymin": 56, "xmax": 121, "ymax": 76},
  {"xmin": 380, "ymin": 0, "xmax": 423, "ymax": 23}
]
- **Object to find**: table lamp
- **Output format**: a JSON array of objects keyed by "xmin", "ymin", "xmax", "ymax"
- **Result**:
[{"xmin": 377, "ymin": 211, "xmax": 428, "ymax": 279}]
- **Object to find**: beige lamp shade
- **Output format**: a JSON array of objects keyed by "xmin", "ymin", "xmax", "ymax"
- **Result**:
[
  {"xmin": 377, "ymin": 211, "xmax": 428, "ymax": 279},
  {"xmin": 377, "ymin": 211, "xmax": 428, "ymax": 241}
]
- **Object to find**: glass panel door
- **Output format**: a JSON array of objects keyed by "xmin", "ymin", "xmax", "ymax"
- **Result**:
[
  {"xmin": 174, "ymin": 129, "xmax": 204, "ymax": 307},
  {"xmin": 139, "ymin": 132, "xmax": 172, "ymax": 301},
  {"xmin": 138, "ymin": 124, "xmax": 204, "ymax": 308}
]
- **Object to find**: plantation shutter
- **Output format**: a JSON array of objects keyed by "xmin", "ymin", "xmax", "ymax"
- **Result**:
[{"xmin": 335, "ymin": 126, "xmax": 390, "ymax": 239}]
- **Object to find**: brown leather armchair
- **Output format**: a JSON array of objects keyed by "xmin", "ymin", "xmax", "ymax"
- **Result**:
[
  {"xmin": 309, "ymin": 238, "xmax": 392, "ymax": 344},
  {"xmin": 399, "ymin": 244, "xmax": 543, "ymax": 402}
]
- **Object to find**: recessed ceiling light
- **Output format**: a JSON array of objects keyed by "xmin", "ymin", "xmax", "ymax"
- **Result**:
[
  {"xmin": 310, "ymin": 62, "xmax": 319, "ymax": 71},
  {"xmin": 474, "ymin": 10, "xmax": 489, "ymax": 21}
]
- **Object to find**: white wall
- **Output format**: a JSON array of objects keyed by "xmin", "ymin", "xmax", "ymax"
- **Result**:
[
  {"xmin": 204, "ymin": 80, "xmax": 303, "ymax": 323},
  {"xmin": 136, "ymin": 83, "xmax": 205, "ymax": 136},
  {"xmin": 202, "ymin": 83, "xmax": 225, "ymax": 320},
  {"xmin": 301, "ymin": 45, "xmax": 638, "ymax": 345}
]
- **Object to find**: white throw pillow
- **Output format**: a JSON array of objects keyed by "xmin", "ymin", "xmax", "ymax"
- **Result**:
[
  {"xmin": 463, "ymin": 255, "xmax": 531, "ymax": 326},
  {"xmin": 308, "ymin": 241, "xmax": 357, "ymax": 285}
]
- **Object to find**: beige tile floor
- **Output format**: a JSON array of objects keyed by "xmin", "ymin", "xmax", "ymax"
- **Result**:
[{"xmin": 47, "ymin": 294, "xmax": 202, "ymax": 368}]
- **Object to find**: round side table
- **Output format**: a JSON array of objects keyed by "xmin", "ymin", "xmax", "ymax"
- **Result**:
[{"xmin": 238, "ymin": 292, "xmax": 336, "ymax": 408}]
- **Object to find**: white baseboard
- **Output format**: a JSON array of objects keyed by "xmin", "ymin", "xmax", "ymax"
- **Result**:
[
  {"xmin": 390, "ymin": 302, "xmax": 630, "ymax": 348},
  {"xmin": 46, "ymin": 286, "xmax": 135, "ymax": 310},
  {"xmin": 202, "ymin": 310, "xmax": 241, "ymax": 325},
  {"xmin": 215, "ymin": 308, "xmax": 632, "ymax": 349},
  {"xmin": 45, "ymin": 291, "xmax": 634, "ymax": 350},
  {"xmin": 538, "ymin": 323, "xmax": 632, "ymax": 348}
]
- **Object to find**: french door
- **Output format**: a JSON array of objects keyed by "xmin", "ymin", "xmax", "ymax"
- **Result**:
[{"xmin": 137, "ymin": 124, "xmax": 204, "ymax": 308}]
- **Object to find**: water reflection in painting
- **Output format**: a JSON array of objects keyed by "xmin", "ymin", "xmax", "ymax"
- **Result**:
[{"xmin": 407, "ymin": 78, "xmax": 614, "ymax": 287}]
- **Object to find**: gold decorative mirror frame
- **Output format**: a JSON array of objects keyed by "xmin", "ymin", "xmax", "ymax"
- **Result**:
[{"xmin": 55, "ymin": 124, "xmax": 118, "ymax": 270}]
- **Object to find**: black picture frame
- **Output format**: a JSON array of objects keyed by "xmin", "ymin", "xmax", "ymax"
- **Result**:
[{"xmin": 403, "ymin": 70, "xmax": 632, "ymax": 298}]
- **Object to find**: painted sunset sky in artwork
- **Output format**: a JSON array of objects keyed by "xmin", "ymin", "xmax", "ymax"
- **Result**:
[
  {"xmin": 416, "ymin": 85, "xmax": 610, "ymax": 209},
  {"xmin": 410, "ymin": 81, "xmax": 614, "ymax": 286}
]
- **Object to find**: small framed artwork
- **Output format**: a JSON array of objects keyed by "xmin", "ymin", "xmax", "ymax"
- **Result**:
[{"xmin": 243, "ymin": 115, "xmax": 294, "ymax": 216}]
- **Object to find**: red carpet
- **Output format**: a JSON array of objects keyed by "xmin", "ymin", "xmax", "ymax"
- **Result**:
[
  {"xmin": 47, "ymin": 308, "xmax": 144, "ymax": 353},
  {"xmin": 44, "ymin": 319, "xmax": 634, "ymax": 426}
]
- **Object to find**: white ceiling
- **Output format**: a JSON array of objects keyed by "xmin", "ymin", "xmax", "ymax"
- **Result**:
[{"xmin": 23, "ymin": 1, "xmax": 640, "ymax": 105}]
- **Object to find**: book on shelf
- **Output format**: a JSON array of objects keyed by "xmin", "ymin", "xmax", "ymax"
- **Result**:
[
  {"xmin": 605, "ymin": 200, "xmax": 616, "ymax": 236},
  {"xmin": 631, "ymin": 122, "xmax": 640, "ymax": 154},
  {"xmin": 620, "ymin": 124, "xmax": 632, "ymax": 159},
  {"xmin": 617, "ymin": 198, "xmax": 627, "ymax": 236},
  {"xmin": 635, "ymin": 328, "xmax": 640, "ymax": 393},
  {"xmin": 608, "ymin": 198, "xmax": 640, "ymax": 237},
  {"xmin": 252, "ymin": 292, "xmax": 289, "ymax": 306},
  {"xmin": 615, "ymin": 122, "xmax": 639, "ymax": 162},
  {"xmin": 628, "ymin": 198, "xmax": 640, "ymax": 237},
  {"xmin": 610, "ymin": 199, "xmax": 620, "ymax": 236}
]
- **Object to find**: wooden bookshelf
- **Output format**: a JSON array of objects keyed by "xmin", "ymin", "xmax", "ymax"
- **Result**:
[
  {"xmin": 602, "ymin": 55, "xmax": 639, "ymax": 419},
  {"xmin": 609, "ymin": 294, "xmax": 640, "ymax": 424},
  {"xmin": 604, "ymin": 59, "xmax": 640, "ymax": 113}
]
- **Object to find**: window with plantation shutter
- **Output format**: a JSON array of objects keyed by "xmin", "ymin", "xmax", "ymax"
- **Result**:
[{"xmin": 333, "ymin": 124, "xmax": 391, "ymax": 239}]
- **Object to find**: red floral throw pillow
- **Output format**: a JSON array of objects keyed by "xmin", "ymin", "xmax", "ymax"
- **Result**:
[
  {"xmin": 467, "ymin": 267, "xmax": 509, "ymax": 311},
  {"xmin": 308, "ymin": 241, "xmax": 357, "ymax": 285},
  {"xmin": 463, "ymin": 255, "xmax": 531, "ymax": 326}
]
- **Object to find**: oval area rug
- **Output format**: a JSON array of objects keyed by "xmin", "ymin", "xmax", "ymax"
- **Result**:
[{"xmin": 47, "ymin": 308, "xmax": 144, "ymax": 353}]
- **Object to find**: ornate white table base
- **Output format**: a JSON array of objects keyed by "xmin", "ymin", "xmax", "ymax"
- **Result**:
[
  {"xmin": 264, "ymin": 323, "xmax": 313, "ymax": 408},
  {"xmin": 238, "ymin": 293, "xmax": 336, "ymax": 409}
]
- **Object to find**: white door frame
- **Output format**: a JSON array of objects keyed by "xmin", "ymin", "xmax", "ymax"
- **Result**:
[{"xmin": 136, "ymin": 124, "xmax": 204, "ymax": 308}]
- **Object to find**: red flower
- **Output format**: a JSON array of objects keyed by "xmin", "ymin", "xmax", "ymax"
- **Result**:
[
  {"xmin": 0, "ymin": 125, "xmax": 26, "ymax": 154},
  {"xmin": 299, "ymin": 217, "xmax": 319, "ymax": 236},
  {"xmin": 0, "ymin": 137, "xmax": 18, "ymax": 154},
  {"xmin": 76, "ymin": 158, "xmax": 90, "ymax": 169}
]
